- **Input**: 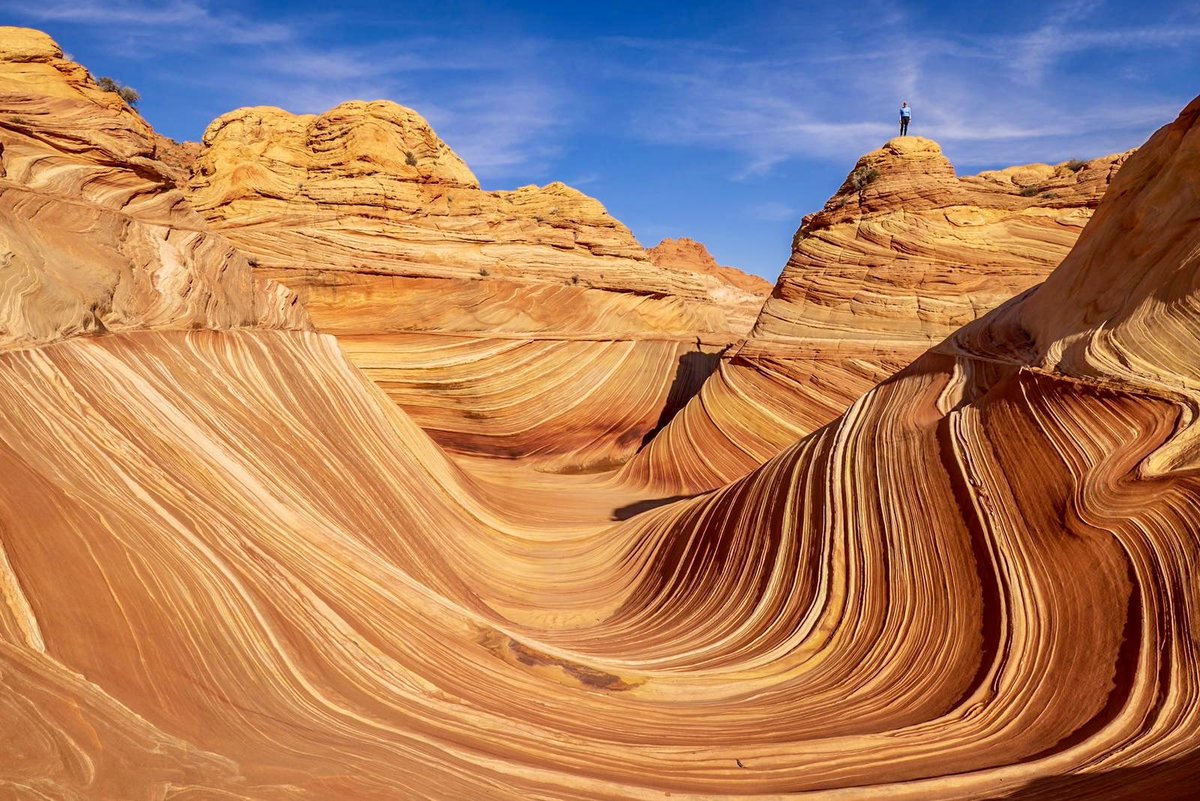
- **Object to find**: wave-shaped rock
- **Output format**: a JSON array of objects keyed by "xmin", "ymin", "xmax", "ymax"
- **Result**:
[
  {"xmin": 0, "ymin": 27, "xmax": 307, "ymax": 350},
  {"xmin": 186, "ymin": 100, "xmax": 768, "ymax": 332},
  {"xmin": 2, "ymin": 25, "xmax": 1199, "ymax": 801},
  {"xmin": 180, "ymin": 99, "xmax": 769, "ymax": 469},
  {"xmin": 622, "ymin": 137, "xmax": 1130, "ymax": 493}
]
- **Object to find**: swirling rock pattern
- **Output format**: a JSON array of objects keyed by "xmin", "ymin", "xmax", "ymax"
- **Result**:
[
  {"xmin": 646, "ymin": 237, "xmax": 773, "ymax": 298},
  {"xmin": 0, "ymin": 27, "xmax": 308, "ymax": 350},
  {"xmin": 2, "ymin": 26, "xmax": 1200, "ymax": 801},
  {"xmin": 181, "ymin": 101, "xmax": 768, "ymax": 467},
  {"xmin": 621, "ymin": 137, "xmax": 1131, "ymax": 493}
]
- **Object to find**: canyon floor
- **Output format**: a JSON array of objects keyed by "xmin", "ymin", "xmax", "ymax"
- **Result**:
[{"xmin": 1, "ymin": 26, "xmax": 1199, "ymax": 801}]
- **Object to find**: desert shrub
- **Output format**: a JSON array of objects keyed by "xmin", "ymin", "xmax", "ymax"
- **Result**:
[
  {"xmin": 96, "ymin": 76, "xmax": 140, "ymax": 107},
  {"xmin": 1018, "ymin": 185, "xmax": 1042, "ymax": 197},
  {"xmin": 570, "ymin": 274, "xmax": 580, "ymax": 285},
  {"xmin": 405, "ymin": 150, "xmax": 418, "ymax": 167},
  {"xmin": 479, "ymin": 267, "xmax": 490, "ymax": 277},
  {"xmin": 850, "ymin": 166, "xmax": 880, "ymax": 191},
  {"xmin": 1062, "ymin": 159, "xmax": 1087, "ymax": 173}
]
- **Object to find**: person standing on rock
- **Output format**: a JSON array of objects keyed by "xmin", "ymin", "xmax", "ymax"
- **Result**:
[{"xmin": 899, "ymin": 102, "xmax": 911, "ymax": 136}]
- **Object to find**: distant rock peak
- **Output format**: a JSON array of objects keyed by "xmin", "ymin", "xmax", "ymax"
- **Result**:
[{"xmin": 647, "ymin": 238, "xmax": 772, "ymax": 297}]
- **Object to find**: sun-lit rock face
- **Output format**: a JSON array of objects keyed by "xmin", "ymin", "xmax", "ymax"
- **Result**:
[
  {"xmin": 0, "ymin": 27, "xmax": 307, "ymax": 350},
  {"xmin": 182, "ymin": 99, "xmax": 768, "ymax": 469},
  {"xmin": 2, "ymin": 31, "xmax": 1200, "ymax": 797},
  {"xmin": 753, "ymin": 136, "xmax": 1128, "ymax": 343},
  {"xmin": 186, "ymin": 100, "xmax": 768, "ymax": 328},
  {"xmin": 647, "ymin": 236, "xmax": 773, "ymax": 298},
  {"xmin": 620, "ymin": 136, "xmax": 1131, "ymax": 493}
]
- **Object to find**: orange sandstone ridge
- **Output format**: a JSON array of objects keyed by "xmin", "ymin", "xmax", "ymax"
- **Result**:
[
  {"xmin": 647, "ymin": 236, "xmax": 773, "ymax": 297},
  {"xmin": 4, "ymin": 25, "xmax": 1200, "ymax": 801},
  {"xmin": 181, "ymin": 100, "xmax": 770, "ymax": 469},
  {"xmin": 0, "ymin": 27, "xmax": 306, "ymax": 349},
  {"xmin": 622, "ymin": 136, "xmax": 1131, "ymax": 492},
  {"xmin": 186, "ymin": 101, "xmax": 768, "ymax": 336}
]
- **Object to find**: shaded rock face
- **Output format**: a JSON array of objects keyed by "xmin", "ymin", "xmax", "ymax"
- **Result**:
[
  {"xmin": 3, "ymin": 26, "xmax": 1200, "ymax": 801},
  {"xmin": 0, "ymin": 27, "xmax": 307, "ymax": 350},
  {"xmin": 621, "ymin": 136, "xmax": 1131, "ymax": 493}
]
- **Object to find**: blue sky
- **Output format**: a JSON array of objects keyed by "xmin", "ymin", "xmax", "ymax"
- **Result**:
[{"xmin": 2, "ymin": 0, "xmax": 1198, "ymax": 281}]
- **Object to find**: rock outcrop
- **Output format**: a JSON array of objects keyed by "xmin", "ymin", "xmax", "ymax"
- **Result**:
[
  {"xmin": 182, "ymin": 101, "xmax": 769, "ymax": 469},
  {"xmin": 4, "ymin": 26, "xmax": 1200, "ymax": 801},
  {"xmin": 621, "ymin": 137, "xmax": 1131, "ymax": 492},
  {"xmin": 0, "ymin": 27, "xmax": 307, "ymax": 350},
  {"xmin": 186, "ymin": 102, "xmax": 768, "ymax": 334},
  {"xmin": 647, "ymin": 236, "xmax": 773, "ymax": 298}
]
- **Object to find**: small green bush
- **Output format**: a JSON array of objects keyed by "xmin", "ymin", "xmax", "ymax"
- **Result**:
[
  {"xmin": 1062, "ymin": 159, "xmax": 1087, "ymax": 173},
  {"xmin": 96, "ymin": 76, "xmax": 140, "ymax": 108},
  {"xmin": 850, "ymin": 166, "xmax": 880, "ymax": 191},
  {"xmin": 1018, "ymin": 185, "xmax": 1042, "ymax": 197},
  {"xmin": 404, "ymin": 150, "xmax": 418, "ymax": 167}
]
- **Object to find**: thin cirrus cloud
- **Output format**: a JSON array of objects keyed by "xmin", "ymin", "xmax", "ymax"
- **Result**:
[
  {"xmin": 1, "ymin": 0, "xmax": 295, "ymax": 46},
  {"xmin": 3, "ymin": 0, "xmax": 1199, "ymax": 275},
  {"xmin": 610, "ymin": 6, "xmax": 1200, "ymax": 176}
]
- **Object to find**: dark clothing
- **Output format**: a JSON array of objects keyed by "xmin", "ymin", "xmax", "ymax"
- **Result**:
[{"xmin": 900, "ymin": 117, "xmax": 909, "ymax": 135}]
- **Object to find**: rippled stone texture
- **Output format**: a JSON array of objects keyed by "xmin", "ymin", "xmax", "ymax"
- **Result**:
[
  {"xmin": 0, "ymin": 27, "xmax": 307, "ymax": 350},
  {"xmin": 183, "ymin": 101, "xmax": 768, "ymax": 469},
  {"xmin": 647, "ymin": 236, "xmax": 773, "ymax": 298},
  {"xmin": 621, "ymin": 137, "xmax": 1131, "ymax": 492},
  {"xmin": 185, "ymin": 100, "xmax": 768, "ymax": 333},
  {"xmin": 2, "ymin": 25, "xmax": 1200, "ymax": 801}
]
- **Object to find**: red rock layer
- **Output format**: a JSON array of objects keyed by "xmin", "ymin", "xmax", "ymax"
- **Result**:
[
  {"xmin": 621, "ymin": 137, "xmax": 1130, "ymax": 493},
  {"xmin": 3, "ymin": 26, "xmax": 1200, "ymax": 800},
  {"xmin": 2, "ymin": 96, "xmax": 1200, "ymax": 798},
  {"xmin": 646, "ymin": 236, "xmax": 773, "ymax": 298}
]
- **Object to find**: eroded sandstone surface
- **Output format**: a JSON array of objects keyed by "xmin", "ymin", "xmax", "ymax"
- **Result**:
[
  {"xmin": 622, "ymin": 136, "xmax": 1131, "ymax": 492},
  {"xmin": 1, "ymin": 25, "xmax": 1199, "ymax": 801},
  {"xmin": 0, "ymin": 27, "xmax": 307, "ymax": 350},
  {"xmin": 181, "ymin": 101, "xmax": 768, "ymax": 469}
]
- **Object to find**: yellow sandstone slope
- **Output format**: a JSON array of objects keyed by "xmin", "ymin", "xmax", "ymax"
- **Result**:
[{"xmin": 0, "ymin": 27, "xmax": 307, "ymax": 349}]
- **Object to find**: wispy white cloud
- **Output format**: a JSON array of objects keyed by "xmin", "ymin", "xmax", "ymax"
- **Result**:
[
  {"xmin": 1009, "ymin": 0, "xmax": 1101, "ymax": 86},
  {"xmin": 5, "ymin": 0, "xmax": 1198, "ymax": 190},
  {"xmin": 611, "ymin": 0, "xmax": 1200, "ymax": 176},
  {"xmin": 0, "ymin": 0, "xmax": 294, "ymax": 46}
]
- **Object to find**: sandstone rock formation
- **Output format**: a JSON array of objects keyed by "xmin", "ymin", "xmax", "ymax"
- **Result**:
[
  {"xmin": 0, "ymin": 27, "xmax": 307, "ymax": 350},
  {"xmin": 182, "ymin": 101, "xmax": 769, "ymax": 469},
  {"xmin": 647, "ymin": 236, "xmax": 773, "ymax": 298},
  {"xmin": 186, "ymin": 102, "xmax": 767, "ymax": 332},
  {"xmin": 621, "ymin": 137, "xmax": 1131, "ymax": 493},
  {"xmin": 3, "ymin": 25, "xmax": 1200, "ymax": 801}
]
